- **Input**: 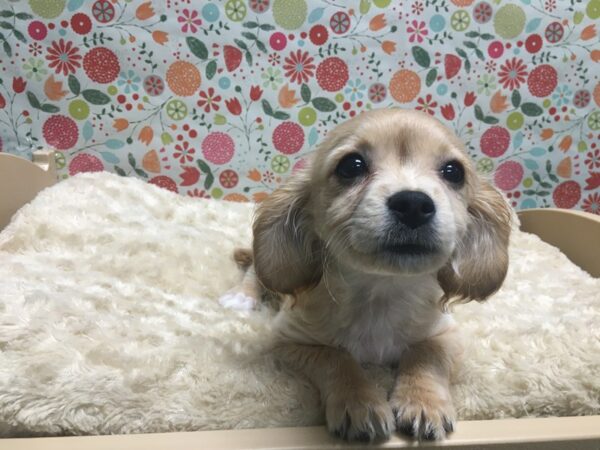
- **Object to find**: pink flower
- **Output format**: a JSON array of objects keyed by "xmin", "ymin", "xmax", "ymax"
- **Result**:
[
  {"xmin": 407, "ymin": 20, "xmax": 428, "ymax": 43},
  {"xmin": 178, "ymin": 9, "xmax": 202, "ymax": 33}
]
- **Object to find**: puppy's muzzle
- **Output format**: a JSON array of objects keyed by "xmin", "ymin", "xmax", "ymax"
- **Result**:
[{"xmin": 387, "ymin": 191, "xmax": 436, "ymax": 230}]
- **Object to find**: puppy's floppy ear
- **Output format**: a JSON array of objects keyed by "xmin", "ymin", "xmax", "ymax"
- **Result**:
[
  {"xmin": 252, "ymin": 168, "xmax": 322, "ymax": 295},
  {"xmin": 438, "ymin": 180, "xmax": 511, "ymax": 303}
]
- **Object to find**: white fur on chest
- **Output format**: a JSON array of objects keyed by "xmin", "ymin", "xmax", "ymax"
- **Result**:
[{"xmin": 276, "ymin": 273, "xmax": 453, "ymax": 365}]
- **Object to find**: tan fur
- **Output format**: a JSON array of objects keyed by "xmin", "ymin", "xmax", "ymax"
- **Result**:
[{"xmin": 235, "ymin": 109, "xmax": 511, "ymax": 442}]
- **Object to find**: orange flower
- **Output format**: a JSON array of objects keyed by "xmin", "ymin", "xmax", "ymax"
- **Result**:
[
  {"xmin": 152, "ymin": 30, "xmax": 168, "ymax": 45},
  {"xmin": 43, "ymin": 75, "xmax": 68, "ymax": 101},
  {"xmin": 247, "ymin": 169, "xmax": 261, "ymax": 182},
  {"xmin": 558, "ymin": 135, "xmax": 572, "ymax": 152},
  {"xmin": 369, "ymin": 14, "xmax": 387, "ymax": 31},
  {"xmin": 252, "ymin": 192, "xmax": 269, "ymax": 202},
  {"xmin": 580, "ymin": 24, "xmax": 596, "ymax": 41},
  {"xmin": 113, "ymin": 118, "xmax": 129, "ymax": 131},
  {"xmin": 381, "ymin": 40, "xmax": 396, "ymax": 55},
  {"xmin": 278, "ymin": 84, "xmax": 299, "ymax": 108},
  {"xmin": 135, "ymin": 1, "xmax": 154, "ymax": 20},
  {"xmin": 138, "ymin": 126, "xmax": 154, "ymax": 145},
  {"xmin": 591, "ymin": 50, "xmax": 600, "ymax": 63},
  {"xmin": 540, "ymin": 128, "xmax": 554, "ymax": 140},
  {"xmin": 490, "ymin": 90, "xmax": 508, "ymax": 113}
]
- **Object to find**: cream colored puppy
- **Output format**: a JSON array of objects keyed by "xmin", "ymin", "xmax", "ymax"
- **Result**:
[{"xmin": 226, "ymin": 109, "xmax": 511, "ymax": 442}]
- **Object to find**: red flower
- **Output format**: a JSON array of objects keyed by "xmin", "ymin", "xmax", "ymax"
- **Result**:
[
  {"xmin": 12, "ymin": 77, "xmax": 26, "ymax": 93},
  {"xmin": 440, "ymin": 104, "xmax": 455, "ymax": 120},
  {"xmin": 416, "ymin": 94, "xmax": 438, "ymax": 115},
  {"xmin": 46, "ymin": 39, "xmax": 82, "ymax": 76},
  {"xmin": 225, "ymin": 98, "xmax": 242, "ymax": 115},
  {"xmin": 283, "ymin": 50, "xmax": 315, "ymax": 84},
  {"xmin": 498, "ymin": 57, "xmax": 528, "ymax": 91},
  {"xmin": 582, "ymin": 193, "xmax": 600, "ymax": 215},
  {"xmin": 464, "ymin": 91, "xmax": 476, "ymax": 107},
  {"xmin": 197, "ymin": 87, "xmax": 222, "ymax": 113},
  {"xmin": 250, "ymin": 85, "xmax": 263, "ymax": 101},
  {"xmin": 0, "ymin": 93, "xmax": 5, "ymax": 109}
]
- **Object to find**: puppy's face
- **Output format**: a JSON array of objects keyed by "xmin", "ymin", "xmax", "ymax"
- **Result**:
[
  {"xmin": 308, "ymin": 109, "xmax": 472, "ymax": 276},
  {"xmin": 253, "ymin": 108, "xmax": 511, "ymax": 302}
]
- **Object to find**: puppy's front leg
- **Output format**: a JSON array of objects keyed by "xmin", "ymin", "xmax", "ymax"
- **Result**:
[
  {"xmin": 390, "ymin": 328, "xmax": 461, "ymax": 441},
  {"xmin": 275, "ymin": 343, "xmax": 394, "ymax": 442}
]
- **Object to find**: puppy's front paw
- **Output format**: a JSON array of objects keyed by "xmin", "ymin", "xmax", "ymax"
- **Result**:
[
  {"xmin": 390, "ymin": 379, "xmax": 455, "ymax": 441},
  {"xmin": 326, "ymin": 385, "xmax": 394, "ymax": 442},
  {"xmin": 218, "ymin": 291, "xmax": 256, "ymax": 311}
]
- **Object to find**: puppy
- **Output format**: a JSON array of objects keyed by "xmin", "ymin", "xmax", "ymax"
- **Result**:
[{"xmin": 225, "ymin": 109, "xmax": 511, "ymax": 442}]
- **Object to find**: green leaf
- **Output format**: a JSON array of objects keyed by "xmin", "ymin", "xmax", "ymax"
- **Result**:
[
  {"xmin": 537, "ymin": 191, "xmax": 550, "ymax": 196},
  {"xmin": 255, "ymin": 40, "xmax": 267, "ymax": 53},
  {"xmin": 411, "ymin": 46, "xmax": 430, "ymax": 68},
  {"xmin": 474, "ymin": 105, "xmax": 484, "ymax": 120},
  {"xmin": 205, "ymin": 60, "xmax": 217, "ymax": 80},
  {"xmin": 262, "ymin": 99, "xmax": 274, "ymax": 116},
  {"xmin": 244, "ymin": 50, "xmax": 252, "ymax": 65},
  {"xmin": 465, "ymin": 31, "xmax": 479, "ymax": 38},
  {"xmin": 243, "ymin": 21, "xmax": 258, "ymax": 28},
  {"xmin": 241, "ymin": 32, "xmax": 257, "ymax": 40},
  {"xmin": 464, "ymin": 58, "xmax": 471, "ymax": 73},
  {"xmin": 463, "ymin": 41, "xmax": 477, "ymax": 49},
  {"xmin": 68, "ymin": 74, "xmax": 80, "ymax": 96},
  {"xmin": 15, "ymin": 12, "xmax": 33, "ymax": 20},
  {"xmin": 234, "ymin": 38, "xmax": 248, "ymax": 51},
  {"xmin": 511, "ymin": 90, "xmax": 521, "ymax": 108},
  {"xmin": 0, "ymin": 11, "xmax": 14, "ymax": 18},
  {"xmin": 128, "ymin": 153, "xmax": 136, "ymax": 168},
  {"xmin": 480, "ymin": 33, "xmax": 494, "ymax": 40},
  {"xmin": 204, "ymin": 173, "xmax": 214, "ymax": 190},
  {"xmin": 2, "ymin": 40, "xmax": 11, "ymax": 57},
  {"xmin": 26, "ymin": 91, "xmax": 41, "ymax": 109},
  {"xmin": 483, "ymin": 115, "xmax": 499, "ymax": 124},
  {"xmin": 312, "ymin": 97, "xmax": 336, "ymax": 112},
  {"xmin": 114, "ymin": 165, "xmax": 127, "ymax": 177},
  {"xmin": 272, "ymin": 111, "xmax": 290, "ymax": 120},
  {"xmin": 13, "ymin": 29, "xmax": 25, "ymax": 43},
  {"xmin": 425, "ymin": 68, "xmax": 437, "ymax": 87},
  {"xmin": 521, "ymin": 102, "xmax": 543, "ymax": 116},
  {"xmin": 134, "ymin": 168, "xmax": 148, "ymax": 178},
  {"xmin": 301, "ymin": 84, "xmax": 311, "ymax": 103},
  {"xmin": 532, "ymin": 171, "xmax": 542, "ymax": 183},
  {"xmin": 474, "ymin": 48, "xmax": 484, "ymax": 61},
  {"xmin": 456, "ymin": 47, "xmax": 467, "ymax": 58},
  {"xmin": 259, "ymin": 23, "xmax": 275, "ymax": 31},
  {"xmin": 545, "ymin": 160, "xmax": 552, "ymax": 174},
  {"xmin": 82, "ymin": 89, "xmax": 110, "ymax": 105},
  {"xmin": 197, "ymin": 159, "xmax": 211, "ymax": 174},
  {"xmin": 0, "ymin": 21, "xmax": 13, "ymax": 30},
  {"xmin": 40, "ymin": 103, "xmax": 60, "ymax": 113},
  {"xmin": 186, "ymin": 36, "xmax": 208, "ymax": 60}
]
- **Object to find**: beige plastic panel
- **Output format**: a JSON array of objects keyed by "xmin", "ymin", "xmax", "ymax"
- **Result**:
[
  {"xmin": 0, "ymin": 150, "xmax": 57, "ymax": 231},
  {"xmin": 1, "ymin": 153, "xmax": 599, "ymax": 448},
  {"xmin": 518, "ymin": 208, "xmax": 600, "ymax": 278}
]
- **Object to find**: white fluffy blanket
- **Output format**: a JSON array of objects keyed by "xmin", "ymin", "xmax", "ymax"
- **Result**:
[{"xmin": 0, "ymin": 173, "xmax": 599, "ymax": 437}]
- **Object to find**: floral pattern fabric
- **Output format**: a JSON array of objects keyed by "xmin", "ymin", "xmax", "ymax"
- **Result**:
[{"xmin": 0, "ymin": 0, "xmax": 599, "ymax": 213}]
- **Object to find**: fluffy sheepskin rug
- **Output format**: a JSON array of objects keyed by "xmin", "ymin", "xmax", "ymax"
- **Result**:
[{"xmin": 0, "ymin": 173, "xmax": 599, "ymax": 437}]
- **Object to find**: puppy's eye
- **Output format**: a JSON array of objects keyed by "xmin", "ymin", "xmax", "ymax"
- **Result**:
[
  {"xmin": 440, "ymin": 160, "xmax": 465, "ymax": 184},
  {"xmin": 335, "ymin": 153, "xmax": 368, "ymax": 179}
]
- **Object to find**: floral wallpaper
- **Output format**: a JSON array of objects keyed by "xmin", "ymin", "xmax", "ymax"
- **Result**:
[{"xmin": 0, "ymin": 0, "xmax": 599, "ymax": 213}]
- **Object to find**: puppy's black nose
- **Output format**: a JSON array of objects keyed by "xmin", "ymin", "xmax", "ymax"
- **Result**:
[{"xmin": 387, "ymin": 191, "xmax": 436, "ymax": 229}]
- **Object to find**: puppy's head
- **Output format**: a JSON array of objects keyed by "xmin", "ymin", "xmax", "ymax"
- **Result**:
[{"xmin": 253, "ymin": 109, "xmax": 511, "ymax": 303}]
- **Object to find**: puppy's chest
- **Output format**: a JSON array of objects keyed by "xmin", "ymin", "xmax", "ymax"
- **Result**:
[{"xmin": 332, "ymin": 278, "xmax": 446, "ymax": 365}]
